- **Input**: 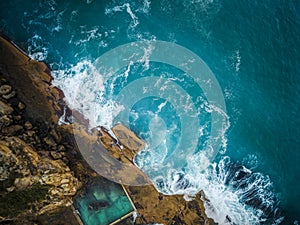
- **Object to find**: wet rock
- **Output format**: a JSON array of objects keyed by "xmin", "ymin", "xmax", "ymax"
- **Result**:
[
  {"xmin": 127, "ymin": 186, "xmax": 216, "ymax": 225},
  {"xmin": 14, "ymin": 176, "xmax": 33, "ymax": 190},
  {"xmin": 57, "ymin": 145, "xmax": 65, "ymax": 152},
  {"xmin": 0, "ymin": 115, "xmax": 12, "ymax": 127},
  {"xmin": 50, "ymin": 127, "xmax": 61, "ymax": 142},
  {"xmin": 0, "ymin": 84, "xmax": 12, "ymax": 95},
  {"xmin": 0, "ymin": 35, "xmax": 83, "ymax": 220},
  {"xmin": 18, "ymin": 101, "xmax": 26, "ymax": 110},
  {"xmin": 2, "ymin": 124, "xmax": 23, "ymax": 136},
  {"xmin": 50, "ymin": 151, "xmax": 62, "ymax": 160},
  {"xmin": 60, "ymin": 178, "xmax": 70, "ymax": 185},
  {"xmin": 27, "ymin": 130, "xmax": 35, "ymax": 137},
  {"xmin": 6, "ymin": 186, "xmax": 15, "ymax": 192},
  {"xmin": 62, "ymin": 157, "xmax": 69, "ymax": 164},
  {"xmin": 36, "ymin": 119, "xmax": 49, "ymax": 138},
  {"xmin": 0, "ymin": 100, "xmax": 13, "ymax": 115},
  {"xmin": 112, "ymin": 124, "xmax": 145, "ymax": 154},
  {"xmin": 24, "ymin": 121, "xmax": 33, "ymax": 130},
  {"xmin": 2, "ymin": 90, "xmax": 15, "ymax": 99},
  {"xmin": 13, "ymin": 115, "xmax": 22, "ymax": 121},
  {"xmin": 43, "ymin": 135, "xmax": 57, "ymax": 147},
  {"xmin": 0, "ymin": 78, "xmax": 8, "ymax": 86}
]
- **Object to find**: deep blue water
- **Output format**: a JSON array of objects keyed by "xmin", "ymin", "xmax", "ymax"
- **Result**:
[{"xmin": 1, "ymin": 1, "xmax": 299, "ymax": 224}]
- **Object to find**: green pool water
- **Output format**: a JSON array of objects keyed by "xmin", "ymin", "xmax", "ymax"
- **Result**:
[{"xmin": 74, "ymin": 179, "xmax": 135, "ymax": 225}]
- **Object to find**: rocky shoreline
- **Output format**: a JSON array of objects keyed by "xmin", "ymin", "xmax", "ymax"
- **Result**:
[{"xmin": 0, "ymin": 34, "xmax": 215, "ymax": 225}]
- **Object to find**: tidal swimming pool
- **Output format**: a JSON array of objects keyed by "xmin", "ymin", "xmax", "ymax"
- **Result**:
[{"xmin": 74, "ymin": 178, "xmax": 136, "ymax": 225}]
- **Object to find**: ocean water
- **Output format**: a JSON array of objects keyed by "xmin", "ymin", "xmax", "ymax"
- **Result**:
[{"xmin": 1, "ymin": 1, "xmax": 299, "ymax": 224}]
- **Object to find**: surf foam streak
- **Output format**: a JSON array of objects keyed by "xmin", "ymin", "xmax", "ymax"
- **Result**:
[{"xmin": 105, "ymin": 3, "xmax": 139, "ymax": 30}]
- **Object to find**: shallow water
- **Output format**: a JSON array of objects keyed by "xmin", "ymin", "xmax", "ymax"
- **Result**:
[{"xmin": 1, "ymin": 1, "xmax": 299, "ymax": 224}]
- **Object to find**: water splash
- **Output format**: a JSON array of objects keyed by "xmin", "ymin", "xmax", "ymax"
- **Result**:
[{"xmin": 157, "ymin": 156, "xmax": 283, "ymax": 225}]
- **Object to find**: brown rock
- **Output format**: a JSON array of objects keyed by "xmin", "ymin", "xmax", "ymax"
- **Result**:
[
  {"xmin": 0, "ymin": 115, "xmax": 12, "ymax": 127},
  {"xmin": 18, "ymin": 101, "xmax": 26, "ymax": 110},
  {"xmin": 0, "ymin": 100, "xmax": 13, "ymax": 115},
  {"xmin": 14, "ymin": 176, "xmax": 33, "ymax": 190},
  {"xmin": 126, "ymin": 185, "xmax": 216, "ymax": 225},
  {"xmin": 0, "ymin": 84, "xmax": 12, "ymax": 95},
  {"xmin": 44, "ymin": 136, "xmax": 57, "ymax": 147},
  {"xmin": 0, "ymin": 35, "xmax": 64, "ymax": 124},
  {"xmin": 60, "ymin": 178, "xmax": 70, "ymax": 185},
  {"xmin": 27, "ymin": 130, "xmax": 35, "ymax": 137},
  {"xmin": 50, "ymin": 151, "xmax": 62, "ymax": 160},
  {"xmin": 0, "ymin": 78, "xmax": 8, "ymax": 85},
  {"xmin": 50, "ymin": 127, "xmax": 61, "ymax": 142},
  {"xmin": 6, "ymin": 186, "xmax": 15, "ymax": 192},
  {"xmin": 112, "ymin": 124, "xmax": 145, "ymax": 154},
  {"xmin": 64, "ymin": 122, "xmax": 151, "ymax": 186},
  {"xmin": 57, "ymin": 145, "xmax": 65, "ymax": 152},
  {"xmin": 24, "ymin": 121, "xmax": 33, "ymax": 130},
  {"xmin": 13, "ymin": 115, "xmax": 22, "ymax": 121},
  {"xmin": 2, "ymin": 90, "xmax": 15, "ymax": 99},
  {"xmin": 2, "ymin": 124, "xmax": 23, "ymax": 136}
]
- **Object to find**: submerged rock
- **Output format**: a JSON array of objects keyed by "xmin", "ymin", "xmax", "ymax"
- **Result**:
[{"xmin": 88, "ymin": 200, "xmax": 110, "ymax": 211}]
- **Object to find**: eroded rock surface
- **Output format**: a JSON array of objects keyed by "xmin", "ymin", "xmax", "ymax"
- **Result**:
[
  {"xmin": 112, "ymin": 124, "xmax": 145, "ymax": 156},
  {"xmin": 0, "ymin": 35, "xmax": 84, "ymax": 223},
  {"xmin": 126, "ymin": 185, "xmax": 216, "ymax": 225}
]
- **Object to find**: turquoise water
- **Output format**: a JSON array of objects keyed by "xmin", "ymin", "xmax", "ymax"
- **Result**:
[
  {"xmin": 1, "ymin": 1, "xmax": 299, "ymax": 224},
  {"xmin": 74, "ymin": 179, "xmax": 134, "ymax": 225}
]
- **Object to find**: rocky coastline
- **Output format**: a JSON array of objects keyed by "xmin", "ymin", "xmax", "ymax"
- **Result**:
[{"xmin": 0, "ymin": 34, "xmax": 215, "ymax": 225}]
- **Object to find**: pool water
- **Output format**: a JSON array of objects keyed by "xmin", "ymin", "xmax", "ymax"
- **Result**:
[{"xmin": 74, "ymin": 179, "xmax": 135, "ymax": 225}]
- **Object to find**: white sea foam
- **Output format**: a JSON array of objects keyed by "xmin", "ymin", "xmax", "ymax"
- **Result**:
[
  {"xmin": 137, "ymin": 41, "xmax": 154, "ymax": 70},
  {"xmin": 232, "ymin": 50, "xmax": 241, "ymax": 72},
  {"xmin": 132, "ymin": 211, "xmax": 138, "ymax": 223},
  {"xmin": 136, "ymin": 0, "xmax": 151, "ymax": 14},
  {"xmin": 52, "ymin": 9, "xmax": 65, "ymax": 32},
  {"xmin": 52, "ymin": 60, "xmax": 124, "ymax": 129},
  {"xmin": 27, "ymin": 34, "xmax": 48, "ymax": 61},
  {"xmin": 86, "ymin": 0, "xmax": 94, "ymax": 4},
  {"xmin": 153, "ymin": 155, "xmax": 282, "ymax": 225}
]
